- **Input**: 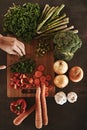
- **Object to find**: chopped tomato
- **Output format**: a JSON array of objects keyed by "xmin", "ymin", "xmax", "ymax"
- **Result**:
[
  {"xmin": 10, "ymin": 64, "xmax": 53, "ymax": 97},
  {"xmin": 25, "ymin": 84, "xmax": 32, "ymax": 88},
  {"xmin": 20, "ymin": 79, "xmax": 23, "ymax": 83},
  {"xmin": 22, "ymin": 74, "xmax": 27, "ymax": 78},
  {"xmin": 29, "ymin": 78, "xmax": 34, "ymax": 84},
  {"xmin": 14, "ymin": 73, "xmax": 19, "ymax": 77},
  {"xmin": 14, "ymin": 84, "xmax": 17, "ymax": 89},
  {"xmin": 34, "ymin": 71, "xmax": 43, "ymax": 78}
]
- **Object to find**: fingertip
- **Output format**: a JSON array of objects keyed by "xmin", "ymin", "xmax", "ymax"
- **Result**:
[
  {"xmin": 24, "ymin": 51, "xmax": 26, "ymax": 55},
  {"xmin": 0, "ymin": 65, "xmax": 6, "ymax": 70},
  {"xmin": 22, "ymin": 49, "xmax": 26, "ymax": 55}
]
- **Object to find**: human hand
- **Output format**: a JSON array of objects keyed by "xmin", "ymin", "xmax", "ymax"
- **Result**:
[{"xmin": 0, "ymin": 35, "xmax": 26, "ymax": 56}]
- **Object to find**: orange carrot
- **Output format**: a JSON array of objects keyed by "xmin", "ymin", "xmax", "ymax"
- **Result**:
[
  {"xmin": 41, "ymin": 84, "xmax": 48, "ymax": 126},
  {"xmin": 13, "ymin": 104, "xmax": 35, "ymax": 126},
  {"xmin": 35, "ymin": 87, "xmax": 43, "ymax": 129}
]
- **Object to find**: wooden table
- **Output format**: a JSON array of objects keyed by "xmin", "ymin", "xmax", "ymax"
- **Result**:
[{"xmin": 0, "ymin": 0, "xmax": 87, "ymax": 130}]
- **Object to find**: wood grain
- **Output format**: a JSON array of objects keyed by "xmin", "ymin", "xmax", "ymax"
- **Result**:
[{"xmin": 7, "ymin": 40, "xmax": 55, "ymax": 97}]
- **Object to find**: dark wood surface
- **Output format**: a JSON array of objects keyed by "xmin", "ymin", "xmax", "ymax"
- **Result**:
[{"xmin": 0, "ymin": 0, "xmax": 87, "ymax": 130}]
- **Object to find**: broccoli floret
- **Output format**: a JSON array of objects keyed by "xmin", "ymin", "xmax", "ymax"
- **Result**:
[
  {"xmin": 53, "ymin": 31, "xmax": 82, "ymax": 61},
  {"xmin": 54, "ymin": 49, "xmax": 74, "ymax": 61}
]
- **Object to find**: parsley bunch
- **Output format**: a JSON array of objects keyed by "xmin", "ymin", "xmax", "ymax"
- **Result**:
[
  {"xmin": 3, "ymin": 3, "xmax": 41, "ymax": 42},
  {"xmin": 10, "ymin": 59, "xmax": 36, "ymax": 73}
]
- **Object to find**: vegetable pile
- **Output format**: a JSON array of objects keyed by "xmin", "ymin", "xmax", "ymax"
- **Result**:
[
  {"xmin": 11, "ymin": 85, "xmax": 48, "ymax": 128},
  {"xmin": 53, "ymin": 31, "xmax": 82, "ymax": 61},
  {"xmin": 3, "ymin": 3, "xmax": 78, "ymax": 42},
  {"xmin": 1, "ymin": 1, "xmax": 84, "ymax": 129},
  {"xmin": 10, "ymin": 65, "xmax": 54, "ymax": 96},
  {"xmin": 10, "ymin": 59, "xmax": 36, "ymax": 73},
  {"xmin": 3, "ymin": 3, "xmax": 40, "ymax": 42}
]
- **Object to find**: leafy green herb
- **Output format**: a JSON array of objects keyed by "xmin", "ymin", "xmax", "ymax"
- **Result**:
[
  {"xmin": 3, "ymin": 3, "xmax": 41, "ymax": 42},
  {"xmin": 10, "ymin": 59, "xmax": 36, "ymax": 73}
]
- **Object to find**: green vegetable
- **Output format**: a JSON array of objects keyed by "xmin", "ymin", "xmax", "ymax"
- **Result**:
[
  {"xmin": 3, "ymin": 3, "xmax": 41, "ymax": 42},
  {"xmin": 36, "ymin": 4, "xmax": 78, "ymax": 39},
  {"xmin": 36, "ymin": 4, "xmax": 65, "ymax": 35},
  {"xmin": 53, "ymin": 31, "xmax": 82, "ymax": 61},
  {"xmin": 10, "ymin": 59, "xmax": 36, "ymax": 73}
]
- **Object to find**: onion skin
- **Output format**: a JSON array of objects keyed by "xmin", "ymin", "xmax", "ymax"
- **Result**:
[
  {"xmin": 69, "ymin": 66, "xmax": 84, "ymax": 82},
  {"xmin": 54, "ymin": 75, "xmax": 69, "ymax": 88},
  {"xmin": 53, "ymin": 60, "xmax": 68, "ymax": 74}
]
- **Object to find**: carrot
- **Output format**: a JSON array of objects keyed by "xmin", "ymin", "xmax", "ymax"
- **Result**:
[
  {"xmin": 13, "ymin": 104, "xmax": 35, "ymax": 126},
  {"xmin": 41, "ymin": 84, "xmax": 48, "ymax": 126},
  {"xmin": 40, "ymin": 75, "xmax": 46, "ymax": 83},
  {"xmin": 37, "ymin": 65, "xmax": 45, "ymax": 71},
  {"xmin": 35, "ymin": 71, "xmax": 43, "ymax": 78},
  {"xmin": 35, "ymin": 87, "xmax": 43, "ymax": 129}
]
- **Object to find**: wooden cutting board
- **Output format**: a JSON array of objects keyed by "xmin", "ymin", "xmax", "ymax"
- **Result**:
[{"xmin": 7, "ymin": 40, "xmax": 55, "ymax": 97}]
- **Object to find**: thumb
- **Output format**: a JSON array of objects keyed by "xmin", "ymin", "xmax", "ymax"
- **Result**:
[{"xmin": 0, "ymin": 65, "xmax": 6, "ymax": 70}]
